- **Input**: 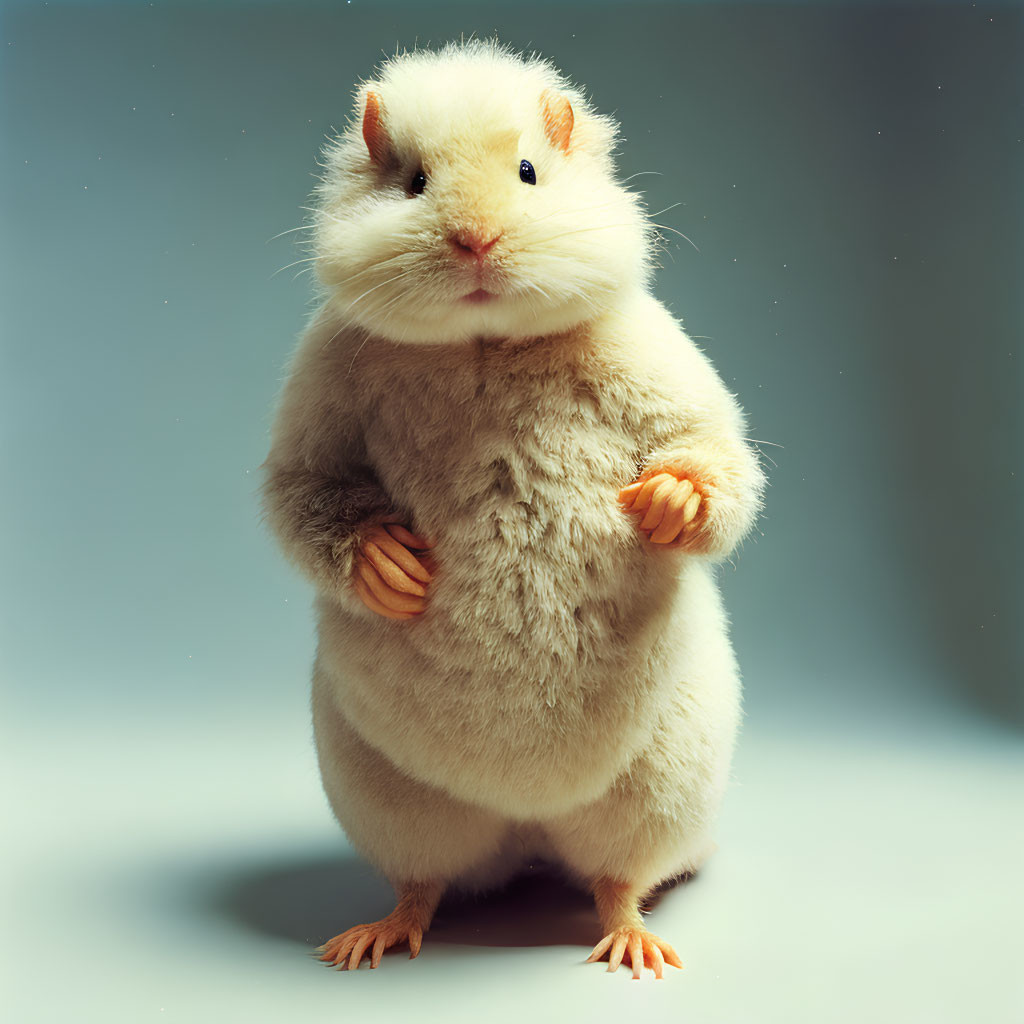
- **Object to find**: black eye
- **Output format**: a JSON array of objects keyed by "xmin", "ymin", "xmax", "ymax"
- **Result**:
[
  {"xmin": 519, "ymin": 159, "xmax": 536, "ymax": 185},
  {"xmin": 409, "ymin": 169, "xmax": 426, "ymax": 196}
]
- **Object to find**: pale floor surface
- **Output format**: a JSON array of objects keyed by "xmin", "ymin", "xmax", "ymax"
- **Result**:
[{"xmin": 5, "ymin": 698, "xmax": 1022, "ymax": 1024}]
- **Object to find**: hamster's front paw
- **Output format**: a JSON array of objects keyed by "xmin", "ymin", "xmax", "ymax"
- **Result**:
[
  {"xmin": 352, "ymin": 523, "xmax": 435, "ymax": 620},
  {"xmin": 618, "ymin": 471, "xmax": 708, "ymax": 551}
]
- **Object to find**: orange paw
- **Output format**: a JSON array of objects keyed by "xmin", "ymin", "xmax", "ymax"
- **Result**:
[
  {"xmin": 585, "ymin": 925, "xmax": 683, "ymax": 979},
  {"xmin": 316, "ymin": 912, "xmax": 425, "ymax": 971},
  {"xmin": 352, "ymin": 522, "xmax": 436, "ymax": 620},
  {"xmin": 618, "ymin": 471, "xmax": 705, "ymax": 548}
]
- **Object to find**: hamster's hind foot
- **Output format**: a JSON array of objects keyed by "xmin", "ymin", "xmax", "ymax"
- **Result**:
[
  {"xmin": 586, "ymin": 877, "xmax": 683, "ymax": 979},
  {"xmin": 316, "ymin": 879, "xmax": 443, "ymax": 971},
  {"xmin": 585, "ymin": 926, "xmax": 683, "ymax": 980}
]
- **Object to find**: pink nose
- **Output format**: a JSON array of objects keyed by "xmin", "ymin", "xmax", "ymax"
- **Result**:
[{"xmin": 450, "ymin": 231, "xmax": 501, "ymax": 259}]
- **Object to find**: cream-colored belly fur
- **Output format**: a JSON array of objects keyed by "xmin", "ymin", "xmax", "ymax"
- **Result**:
[{"xmin": 313, "ymin": 334, "xmax": 739, "ymax": 821}]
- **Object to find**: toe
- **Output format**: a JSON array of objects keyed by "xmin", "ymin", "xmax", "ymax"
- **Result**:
[
  {"xmin": 369, "ymin": 934, "xmax": 389, "ymax": 969},
  {"xmin": 643, "ymin": 935, "xmax": 665, "ymax": 979},
  {"xmin": 628, "ymin": 932, "xmax": 644, "ymax": 980},
  {"xmin": 348, "ymin": 933, "xmax": 374, "ymax": 971},
  {"xmin": 607, "ymin": 932, "xmax": 629, "ymax": 972},
  {"xmin": 658, "ymin": 936, "xmax": 683, "ymax": 970},
  {"xmin": 586, "ymin": 933, "xmax": 614, "ymax": 964}
]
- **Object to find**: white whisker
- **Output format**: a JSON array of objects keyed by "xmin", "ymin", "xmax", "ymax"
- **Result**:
[
  {"xmin": 266, "ymin": 224, "xmax": 314, "ymax": 243},
  {"xmin": 621, "ymin": 171, "xmax": 663, "ymax": 184},
  {"xmin": 652, "ymin": 223, "xmax": 700, "ymax": 254},
  {"xmin": 649, "ymin": 202, "xmax": 682, "ymax": 219},
  {"xmin": 527, "ymin": 223, "xmax": 642, "ymax": 247},
  {"xmin": 271, "ymin": 256, "xmax": 324, "ymax": 279},
  {"xmin": 341, "ymin": 266, "xmax": 423, "ymax": 316}
]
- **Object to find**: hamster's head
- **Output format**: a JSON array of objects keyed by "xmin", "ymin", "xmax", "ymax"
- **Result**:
[{"xmin": 313, "ymin": 41, "xmax": 654, "ymax": 345}]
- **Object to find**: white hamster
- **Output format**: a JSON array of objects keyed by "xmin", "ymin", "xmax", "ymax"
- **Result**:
[{"xmin": 262, "ymin": 39, "xmax": 765, "ymax": 978}]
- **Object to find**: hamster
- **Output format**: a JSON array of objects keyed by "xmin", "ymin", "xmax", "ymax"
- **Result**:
[{"xmin": 262, "ymin": 40, "xmax": 765, "ymax": 978}]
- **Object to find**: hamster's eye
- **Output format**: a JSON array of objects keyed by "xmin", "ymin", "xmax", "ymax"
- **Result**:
[
  {"xmin": 408, "ymin": 169, "xmax": 427, "ymax": 196},
  {"xmin": 519, "ymin": 159, "xmax": 537, "ymax": 186}
]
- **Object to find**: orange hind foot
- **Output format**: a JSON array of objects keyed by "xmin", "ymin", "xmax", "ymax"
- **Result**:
[
  {"xmin": 316, "ymin": 879, "xmax": 442, "ymax": 971},
  {"xmin": 586, "ymin": 925, "xmax": 684, "ymax": 980}
]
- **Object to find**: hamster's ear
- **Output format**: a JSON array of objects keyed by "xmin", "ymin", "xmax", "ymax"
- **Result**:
[
  {"xmin": 361, "ymin": 90, "xmax": 391, "ymax": 165},
  {"xmin": 541, "ymin": 89, "xmax": 574, "ymax": 153}
]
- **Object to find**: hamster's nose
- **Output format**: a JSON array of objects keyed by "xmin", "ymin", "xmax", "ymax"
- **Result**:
[{"xmin": 449, "ymin": 231, "xmax": 501, "ymax": 260}]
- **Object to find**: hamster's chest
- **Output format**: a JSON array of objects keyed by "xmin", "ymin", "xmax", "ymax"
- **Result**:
[{"xmin": 363, "ymin": 349, "xmax": 641, "ymax": 541}]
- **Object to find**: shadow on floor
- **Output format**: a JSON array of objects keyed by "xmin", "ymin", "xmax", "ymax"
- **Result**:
[{"xmin": 212, "ymin": 850, "xmax": 693, "ymax": 952}]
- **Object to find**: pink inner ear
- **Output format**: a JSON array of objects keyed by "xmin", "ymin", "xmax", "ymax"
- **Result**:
[
  {"xmin": 542, "ymin": 90, "xmax": 574, "ymax": 153},
  {"xmin": 362, "ymin": 90, "xmax": 389, "ymax": 165}
]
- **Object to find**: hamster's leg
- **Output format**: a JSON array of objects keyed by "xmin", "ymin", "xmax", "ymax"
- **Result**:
[
  {"xmin": 312, "ymin": 663, "xmax": 509, "ymax": 970},
  {"xmin": 543, "ymin": 666, "xmax": 740, "ymax": 978}
]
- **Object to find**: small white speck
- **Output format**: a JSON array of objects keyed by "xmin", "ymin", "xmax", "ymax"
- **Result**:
[
  {"xmin": 877, "ymin": 130, "xmax": 882, "ymax": 135},
  {"xmin": 164, "ymin": 299, "xmax": 168, "ymax": 304}
]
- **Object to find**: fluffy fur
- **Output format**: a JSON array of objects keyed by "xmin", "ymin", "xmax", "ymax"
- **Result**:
[{"xmin": 264, "ymin": 41, "xmax": 764, "ymax": 921}]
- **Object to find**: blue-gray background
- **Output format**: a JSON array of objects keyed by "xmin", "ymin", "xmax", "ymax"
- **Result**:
[{"xmin": 2, "ymin": 2, "xmax": 1021, "ymax": 1023}]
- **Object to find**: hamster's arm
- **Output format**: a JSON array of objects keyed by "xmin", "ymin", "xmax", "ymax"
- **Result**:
[
  {"xmin": 261, "ymin": 314, "xmax": 423, "ymax": 611},
  {"xmin": 614, "ymin": 297, "xmax": 766, "ymax": 560}
]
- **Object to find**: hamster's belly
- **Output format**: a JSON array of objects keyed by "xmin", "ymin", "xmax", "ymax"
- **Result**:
[
  {"xmin": 318, "ymin": 349, "xmax": 703, "ymax": 817},
  {"xmin": 317, "ymin": 472, "xmax": 707, "ymax": 819}
]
